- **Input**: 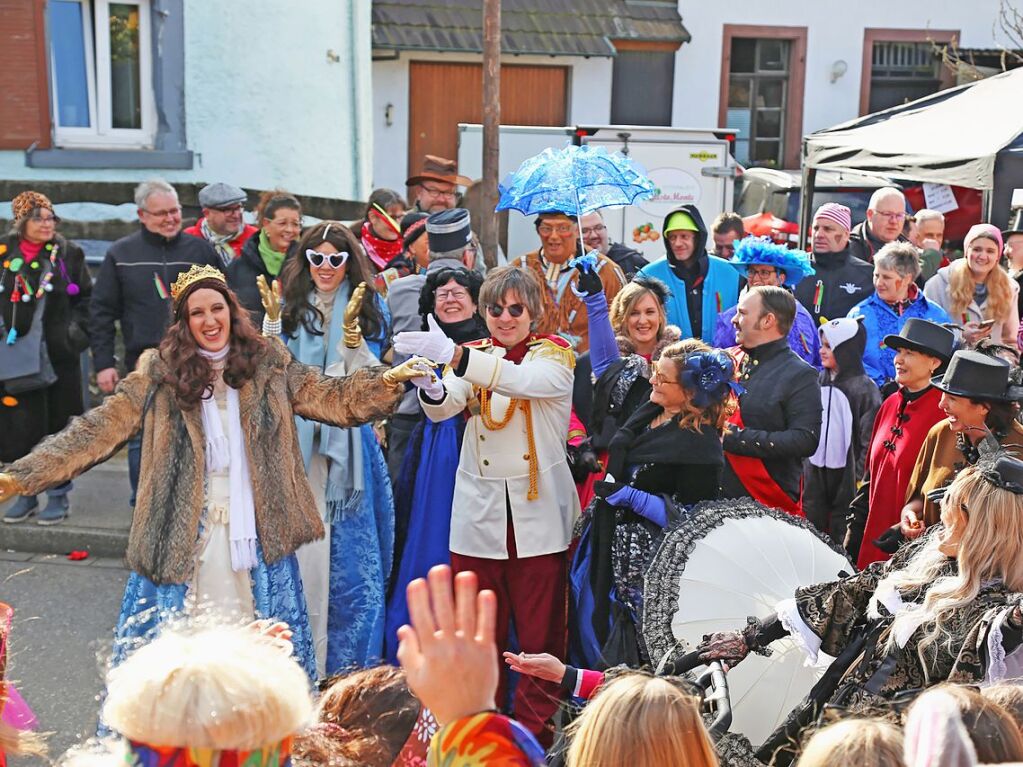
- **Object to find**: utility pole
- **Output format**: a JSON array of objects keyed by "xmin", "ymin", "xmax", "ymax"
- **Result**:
[{"xmin": 481, "ymin": 0, "xmax": 501, "ymax": 268}]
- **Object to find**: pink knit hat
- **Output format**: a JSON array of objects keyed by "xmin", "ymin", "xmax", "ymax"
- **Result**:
[
  {"xmin": 812, "ymin": 202, "xmax": 852, "ymax": 232},
  {"xmin": 963, "ymin": 223, "xmax": 1003, "ymax": 253}
]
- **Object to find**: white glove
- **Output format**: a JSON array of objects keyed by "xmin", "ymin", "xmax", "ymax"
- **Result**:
[
  {"xmin": 393, "ymin": 314, "xmax": 455, "ymax": 364},
  {"xmin": 413, "ymin": 373, "xmax": 445, "ymax": 401}
]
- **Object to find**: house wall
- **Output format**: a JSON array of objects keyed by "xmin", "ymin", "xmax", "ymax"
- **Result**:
[
  {"xmin": 0, "ymin": 0, "xmax": 372, "ymax": 200},
  {"xmin": 371, "ymin": 50, "xmax": 613, "ymax": 191},
  {"xmin": 673, "ymin": 0, "xmax": 1015, "ymax": 151}
]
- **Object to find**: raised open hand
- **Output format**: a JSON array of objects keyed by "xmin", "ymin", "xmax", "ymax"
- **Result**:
[
  {"xmin": 342, "ymin": 282, "xmax": 368, "ymax": 348},
  {"xmin": 256, "ymin": 274, "xmax": 282, "ymax": 322},
  {"xmin": 344, "ymin": 282, "xmax": 368, "ymax": 325},
  {"xmin": 397, "ymin": 565, "xmax": 498, "ymax": 725}
]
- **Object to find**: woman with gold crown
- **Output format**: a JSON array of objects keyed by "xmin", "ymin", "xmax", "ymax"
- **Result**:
[{"xmin": 0, "ymin": 264, "xmax": 429, "ymax": 676}]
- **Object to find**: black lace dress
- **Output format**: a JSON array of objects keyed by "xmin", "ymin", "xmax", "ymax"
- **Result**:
[{"xmin": 586, "ymin": 399, "xmax": 723, "ymax": 666}]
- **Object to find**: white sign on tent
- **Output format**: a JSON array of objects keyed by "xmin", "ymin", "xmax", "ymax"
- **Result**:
[{"xmin": 922, "ymin": 182, "xmax": 959, "ymax": 214}]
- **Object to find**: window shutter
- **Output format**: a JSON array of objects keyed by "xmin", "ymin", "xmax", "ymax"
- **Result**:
[{"xmin": 0, "ymin": 0, "xmax": 52, "ymax": 150}]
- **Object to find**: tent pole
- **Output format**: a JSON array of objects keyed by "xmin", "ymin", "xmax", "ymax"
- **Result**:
[
  {"xmin": 981, "ymin": 188, "xmax": 993, "ymax": 222},
  {"xmin": 799, "ymin": 141, "xmax": 816, "ymax": 251}
]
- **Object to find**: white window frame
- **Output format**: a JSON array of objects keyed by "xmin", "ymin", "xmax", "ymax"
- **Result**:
[{"xmin": 49, "ymin": 0, "xmax": 157, "ymax": 148}]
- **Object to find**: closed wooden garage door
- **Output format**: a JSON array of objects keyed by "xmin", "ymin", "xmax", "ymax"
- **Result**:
[{"xmin": 408, "ymin": 61, "xmax": 568, "ymax": 184}]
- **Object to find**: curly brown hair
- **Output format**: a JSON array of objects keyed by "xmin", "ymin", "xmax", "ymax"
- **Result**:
[
  {"xmin": 158, "ymin": 278, "xmax": 267, "ymax": 409},
  {"xmin": 292, "ymin": 665, "xmax": 419, "ymax": 767},
  {"xmin": 658, "ymin": 339, "xmax": 737, "ymax": 433}
]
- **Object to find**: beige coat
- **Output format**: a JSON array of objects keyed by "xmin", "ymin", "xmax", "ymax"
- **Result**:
[
  {"xmin": 421, "ymin": 338, "xmax": 580, "ymax": 559},
  {"xmin": 4, "ymin": 338, "xmax": 402, "ymax": 584}
]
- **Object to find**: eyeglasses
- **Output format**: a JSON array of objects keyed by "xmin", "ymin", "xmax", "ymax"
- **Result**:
[
  {"xmin": 651, "ymin": 370, "xmax": 680, "ymax": 386},
  {"xmin": 29, "ymin": 214, "xmax": 60, "ymax": 225},
  {"xmin": 270, "ymin": 218, "xmax": 302, "ymax": 230},
  {"xmin": 873, "ymin": 210, "xmax": 906, "ymax": 221},
  {"xmin": 747, "ymin": 266, "xmax": 780, "ymax": 280},
  {"xmin": 538, "ymin": 224, "xmax": 575, "ymax": 236},
  {"xmin": 306, "ymin": 249, "xmax": 349, "ymax": 269},
  {"xmin": 212, "ymin": 204, "xmax": 244, "ymax": 214},
  {"xmin": 486, "ymin": 303, "xmax": 525, "ymax": 318},
  {"xmin": 581, "ymin": 224, "xmax": 606, "ymax": 236},
  {"xmin": 144, "ymin": 206, "xmax": 181, "ymax": 219},
  {"xmin": 436, "ymin": 288, "xmax": 469, "ymax": 302},
  {"xmin": 420, "ymin": 185, "xmax": 456, "ymax": 199}
]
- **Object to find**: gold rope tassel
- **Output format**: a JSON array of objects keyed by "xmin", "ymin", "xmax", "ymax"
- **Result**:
[{"xmin": 479, "ymin": 389, "xmax": 540, "ymax": 501}]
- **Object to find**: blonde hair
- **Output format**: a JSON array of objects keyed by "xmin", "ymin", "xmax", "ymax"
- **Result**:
[
  {"xmin": 880, "ymin": 464, "xmax": 1023, "ymax": 678},
  {"xmin": 658, "ymin": 339, "xmax": 738, "ymax": 432},
  {"xmin": 102, "ymin": 624, "xmax": 313, "ymax": 750},
  {"xmin": 609, "ymin": 280, "xmax": 667, "ymax": 339},
  {"xmin": 565, "ymin": 673, "xmax": 718, "ymax": 767},
  {"xmin": 795, "ymin": 718, "xmax": 904, "ymax": 767},
  {"xmin": 947, "ymin": 247, "xmax": 1014, "ymax": 321}
]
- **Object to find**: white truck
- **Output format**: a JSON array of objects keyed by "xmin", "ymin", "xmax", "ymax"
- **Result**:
[{"xmin": 458, "ymin": 124, "xmax": 738, "ymax": 263}]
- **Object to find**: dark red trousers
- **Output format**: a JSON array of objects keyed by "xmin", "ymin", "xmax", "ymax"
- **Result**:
[{"xmin": 451, "ymin": 524, "xmax": 567, "ymax": 747}]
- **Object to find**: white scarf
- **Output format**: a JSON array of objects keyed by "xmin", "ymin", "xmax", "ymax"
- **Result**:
[{"xmin": 198, "ymin": 346, "xmax": 258, "ymax": 571}]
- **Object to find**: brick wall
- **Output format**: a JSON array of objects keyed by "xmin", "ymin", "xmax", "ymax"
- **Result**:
[{"xmin": 0, "ymin": 0, "xmax": 51, "ymax": 150}]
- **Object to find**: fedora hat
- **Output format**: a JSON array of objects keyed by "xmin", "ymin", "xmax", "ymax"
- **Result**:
[
  {"xmin": 405, "ymin": 154, "xmax": 472, "ymax": 188},
  {"xmin": 1004, "ymin": 208, "xmax": 1023, "ymax": 239},
  {"xmin": 931, "ymin": 350, "xmax": 1023, "ymax": 402},
  {"xmin": 883, "ymin": 318, "xmax": 955, "ymax": 364}
]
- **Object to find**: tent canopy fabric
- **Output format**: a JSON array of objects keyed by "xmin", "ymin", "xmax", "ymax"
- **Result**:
[{"xmin": 804, "ymin": 68, "xmax": 1023, "ymax": 190}]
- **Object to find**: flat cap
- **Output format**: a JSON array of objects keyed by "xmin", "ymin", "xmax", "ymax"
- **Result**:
[{"xmin": 198, "ymin": 182, "xmax": 247, "ymax": 209}]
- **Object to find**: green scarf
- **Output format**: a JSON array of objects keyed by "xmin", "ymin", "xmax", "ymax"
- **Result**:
[{"xmin": 257, "ymin": 229, "xmax": 287, "ymax": 276}]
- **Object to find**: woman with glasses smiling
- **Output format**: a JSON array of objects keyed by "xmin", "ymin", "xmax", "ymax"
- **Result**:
[
  {"xmin": 226, "ymin": 189, "xmax": 302, "ymax": 326},
  {"xmin": 384, "ymin": 266, "xmax": 488, "ymax": 662},
  {"xmin": 264, "ymin": 220, "xmax": 393, "ymax": 676},
  {"xmin": 1, "ymin": 190, "xmax": 92, "ymax": 525}
]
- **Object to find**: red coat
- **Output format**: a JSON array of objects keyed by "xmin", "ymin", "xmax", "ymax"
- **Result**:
[
  {"xmin": 182, "ymin": 219, "xmax": 257, "ymax": 259},
  {"xmin": 857, "ymin": 386, "xmax": 945, "ymax": 568}
]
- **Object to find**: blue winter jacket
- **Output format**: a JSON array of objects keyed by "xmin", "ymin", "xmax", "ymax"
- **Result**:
[{"xmin": 847, "ymin": 290, "xmax": 950, "ymax": 387}]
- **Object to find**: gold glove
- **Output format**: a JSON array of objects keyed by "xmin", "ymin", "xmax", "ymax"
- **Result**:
[
  {"xmin": 256, "ymin": 275, "xmax": 282, "ymax": 322},
  {"xmin": 383, "ymin": 356, "xmax": 437, "ymax": 387},
  {"xmin": 343, "ymin": 282, "xmax": 368, "ymax": 349},
  {"xmin": 0, "ymin": 473, "xmax": 25, "ymax": 505}
]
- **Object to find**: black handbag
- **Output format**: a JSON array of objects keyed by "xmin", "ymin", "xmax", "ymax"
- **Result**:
[{"xmin": 0, "ymin": 293, "xmax": 58, "ymax": 394}]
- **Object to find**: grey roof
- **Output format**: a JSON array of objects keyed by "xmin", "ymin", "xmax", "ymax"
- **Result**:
[{"xmin": 372, "ymin": 0, "xmax": 690, "ymax": 57}]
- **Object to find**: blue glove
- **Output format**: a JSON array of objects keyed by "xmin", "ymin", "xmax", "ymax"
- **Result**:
[{"xmin": 605, "ymin": 485, "xmax": 668, "ymax": 528}]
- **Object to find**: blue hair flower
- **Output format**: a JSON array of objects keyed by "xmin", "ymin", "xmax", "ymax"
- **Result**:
[{"xmin": 678, "ymin": 351, "xmax": 744, "ymax": 408}]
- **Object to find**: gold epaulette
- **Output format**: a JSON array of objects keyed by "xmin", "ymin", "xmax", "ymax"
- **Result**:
[{"xmin": 527, "ymin": 337, "xmax": 576, "ymax": 370}]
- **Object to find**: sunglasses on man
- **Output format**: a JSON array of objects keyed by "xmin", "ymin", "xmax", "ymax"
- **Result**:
[
  {"xmin": 486, "ymin": 303, "xmax": 526, "ymax": 318},
  {"xmin": 306, "ymin": 249, "xmax": 349, "ymax": 269}
]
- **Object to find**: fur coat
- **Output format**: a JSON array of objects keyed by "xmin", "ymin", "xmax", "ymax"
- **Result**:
[{"xmin": 4, "ymin": 338, "xmax": 402, "ymax": 584}]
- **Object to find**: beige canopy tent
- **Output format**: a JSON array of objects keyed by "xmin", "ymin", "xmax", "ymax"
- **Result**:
[{"xmin": 798, "ymin": 67, "xmax": 1023, "ymax": 246}]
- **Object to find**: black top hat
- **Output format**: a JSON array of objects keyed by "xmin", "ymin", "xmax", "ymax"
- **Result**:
[
  {"xmin": 883, "ymin": 318, "xmax": 955, "ymax": 363},
  {"xmin": 931, "ymin": 350, "xmax": 1023, "ymax": 402},
  {"xmin": 1004, "ymin": 208, "xmax": 1023, "ymax": 239}
]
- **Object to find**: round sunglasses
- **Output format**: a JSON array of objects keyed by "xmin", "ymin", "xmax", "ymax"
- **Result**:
[
  {"xmin": 486, "ymin": 303, "xmax": 526, "ymax": 318},
  {"xmin": 306, "ymin": 249, "xmax": 349, "ymax": 269}
]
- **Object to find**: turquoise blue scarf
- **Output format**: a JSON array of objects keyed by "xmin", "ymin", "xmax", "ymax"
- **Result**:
[{"xmin": 287, "ymin": 281, "xmax": 364, "ymax": 521}]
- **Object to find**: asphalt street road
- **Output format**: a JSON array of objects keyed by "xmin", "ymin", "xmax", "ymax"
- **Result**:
[{"xmin": 1, "ymin": 552, "xmax": 128, "ymax": 764}]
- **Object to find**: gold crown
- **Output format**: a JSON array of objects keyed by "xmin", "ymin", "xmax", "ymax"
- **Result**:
[{"xmin": 170, "ymin": 264, "xmax": 226, "ymax": 302}]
